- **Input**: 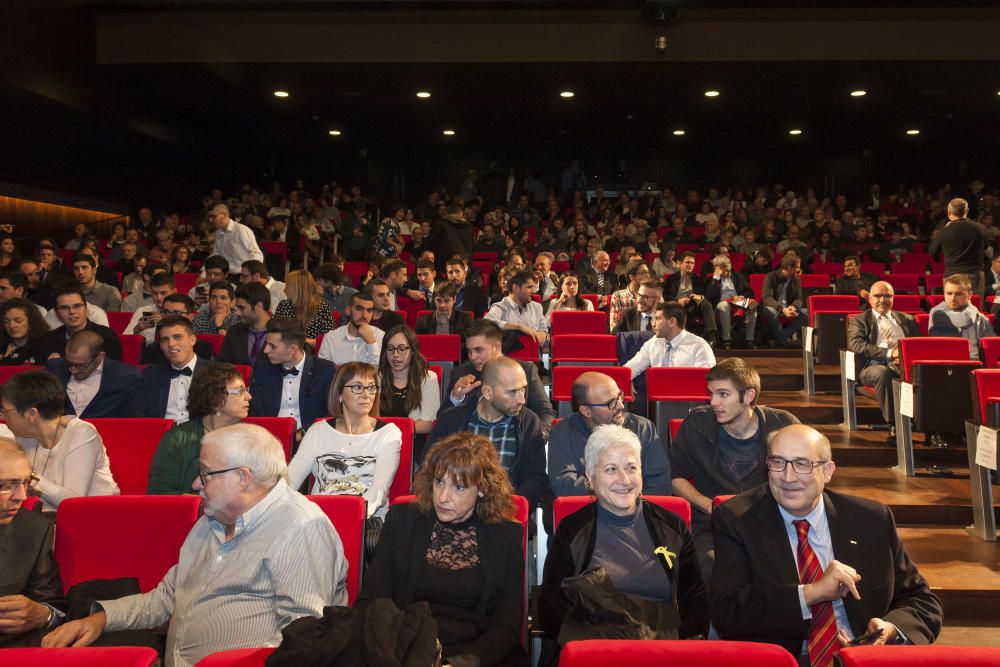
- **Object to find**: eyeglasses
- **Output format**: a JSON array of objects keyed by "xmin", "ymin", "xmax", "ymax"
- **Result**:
[
  {"xmin": 345, "ymin": 383, "xmax": 379, "ymax": 395},
  {"xmin": 162, "ymin": 309, "xmax": 190, "ymax": 317},
  {"xmin": 870, "ymin": 293, "xmax": 894, "ymax": 299},
  {"xmin": 0, "ymin": 478, "xmax": 31, "ymax": 495},
  {"xmin": 0, "ymin": 407, "xmax": 14, "ymax": 419},
  {"xmin": 385, "ymin": 345, "xmax": 411, "ymax": 355},
  {"xmin": 198, "ymin": 466, "xmax": 242, "ymax": 487},
  {"xmin": 56, "ymin": 303, "xmax": 86, "ymax": 313},
  {"xmin": 66, "ymin": 356, "xmax": 99, "ymax": 372},
  {"xmin": 583, "ymin": 391, "xmax": 625, "ymax": 411},
  {"xmin": 225, "ymin": 387, "xmax": 249, "ymax": 396},
  {"xmin": 765, "ymin": 456, "xmax": 827, "ymax": 475}
]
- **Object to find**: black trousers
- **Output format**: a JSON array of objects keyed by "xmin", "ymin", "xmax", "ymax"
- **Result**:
[{"xmin": 858, "ymin": 362, "xmax": 900, "ymax": 424}]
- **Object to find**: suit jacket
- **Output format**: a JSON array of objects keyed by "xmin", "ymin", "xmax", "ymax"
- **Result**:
[
  {"xmin": 456, "ymin": 282, "xmax": 488, "ymax": 317},
  {"xmin": 835, "ymin": 272, "xmax": 879, "ymax": 298},
  {"xmin": 711, "ymin": 486, "xmax": 942, "ymax": 652},
  {"xmin": 414, "ymin": 310, "xmax": 473, "ymax": 340},
  {"xmin": 356, "ymin": 502, "xmax": 525, "ymax": 666},
  {"xmin": 248, "ymin": 354, "xmax": 336, "ymax": 428},
  {"xmin": 761, "ymin": 270, "xmax": 804, "ymax": 310},
  {"xmin": 0, "ymin": 509, "xmax": 66, "ymax": 616},
  {"xmin": 371, "ymin": 309, "xmax": 405, "ymax": 332},
  {"xmin": 847, "ymin": 310, "xmax": 919, "ymax": 370},
  {"xmin": 216, "ymin": 323, "xmax": 259, "ymax": 366},
  {"xmin": 663, "ymin": 271, "xmax": 708, "ymax": 300},
  {"xmin": 141, "ymin": 358, "xmax": 214, "ymax": 419},
  {"xmin": 140, "ymin": 339, "xmax": 216, "ymax": 365},
  {"xmin": 47, "ymin": 357, "xmax": 144, "ymax": 418},
  {"xmin": 613, "ymin": 306, "xmax": 656, "ymax": 333},
  {"xmin": 581, "ymin": 268, "xmax": 617, "ymax": 296},
  {"xmin": 703, "ymin": 271, "xmax": 755, "ymax": 306},
  {"xmin": 442, "ymin": 358, "xmax": 556, "ymax": 431}
]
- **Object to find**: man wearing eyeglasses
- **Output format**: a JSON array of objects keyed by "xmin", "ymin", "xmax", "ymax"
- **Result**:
[
  {"xmin": 711, "ymin": 424, "xmax": 941, "ymax": 662},
  {"xmin": 42, "ymin": 287, "xmax": 122, "ymax": 362},
  {"xmin": 0, "ymin": 439, "xmax": 67, "ymax": 647},
  {"xmin": 608, "ymin": 259, "xmax": 652, "ymax": 333},
  {"xmin": 847, "ymin": 281, "xmax": 919, "ymax": 444},
  {"xmin": 548, "ymin": 371, "xmax": 670, "ymax": 497},
  {"xmin": 46, "ymin": 330, "xmax": 143, "ymax": 418},
  {"xmin": 43, "ymin": 424, "xmax": 348, "ymax": 664}
]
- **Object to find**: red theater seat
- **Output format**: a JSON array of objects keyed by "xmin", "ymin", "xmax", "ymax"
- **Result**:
[
  {"xmin": 550, "ymin": 334, "xmax": 617, "ymax": 365},
  {"xmin": 508, "ymin": 334, "xmax": 540, "ymax": 362},
  {"xmin": 107, "ymin": 311, "xmax": 133, "ymax": 334},
  {"xmin": 553, "ymin": 496, "xmax": 691, "ymax": 529},
  {"xmin": 119, "ymin": 333, "xmax": 143, "ymax": 365},
  {"xmin": 378, "ymin": 416, "xmax": 415, "ymax": 500},
  {"xmin": 174, "ymin": 272, "xmax": 200, "ymax": 295},
  {"xmin": 670, "ymin": 418, "xmax": 683, "ymax": 439},
  {"xmin": 972, "ymin": 368, "xmax": 1000, "ymax": 426},
  {"xmin": 890, "ymin": 294, "xmax": 923, "ymax": 314},
  {"xmin": 195, "ymin": 648, "xmax": 276, "ymax": 666},
  {"xmin": 883, "ymin": 273, "xmax": 921, "ymax": 295},
  {"xmin": 197, "ymin": 333, "xmax": 225, "ymax": 356},
  {"xmin": 551, "ymin": 366, "xmax": 633, "ymax": 418},
  {"xmin": 713, "ymin": 494, "xmax": 735, "ymax": 507},
  {"xmin": 807, "ymin": 295, "xmax": 860, "ymax": 327},
  {"xmin": 559, "ymin": 639, "xmax": 798, "ymax": 667},
  {"xmin": 307, "ymin": 495, "xmax": 366, "ymax": 604},
  {"xmin": 244, "ymin": 416, "xmax": 296, "ymax": 462},
  {"xmin": 837, "ymin": 645, "xmax": 1000, "ymax": 667},
  {"xmin": 899, "ymin": 336, "xmax": 978, "ymax": 383},
  {"xmin": 85, "ymin": 418, "xmax": 174, "ymax": 495},
  {"xmin": 983, "ymin": 337, "xmax": 1000, "ymax": 368},
  {"xmin": 550, "ymin": 310, "xmax": 608, "ymax": 336},
  {"xmin": 416, "ymin": 333, "xmax": 461, "ymax": 363},
  {"xmin": 1, "ymin": 647, "xmax": 160, "ymax": 667},
  {"xmin": 0, "ymin": 365, "xmax": 38, "ymax": 385}
]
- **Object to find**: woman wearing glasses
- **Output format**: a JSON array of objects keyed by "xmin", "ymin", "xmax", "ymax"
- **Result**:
[
  {"xmin": 377, "ymin": 325, "xmax": 439, "ymax": 436},
  {"xmin": 0, "ymin": 298, "xmax": 50, "ymax": 366},
  {"xmin": 147, "ymin": 363, "xmax": 252, "ymax": 494},
  {"xmin": 0, "ymin": 370, "xmax": 118, "ymax": 511},
  {"xmin": 288, "ymin": 361, "xmax": 402, "ymax": 522}
]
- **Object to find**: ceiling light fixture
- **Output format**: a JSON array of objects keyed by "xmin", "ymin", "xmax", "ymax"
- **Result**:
[
  {"xmin": 560, "ymin": 91, "xmax": 575, "ymax": 98},
  {"xmin": 328, "ymin": 130, "xmax": 342, "ymax": 136},
  {"xmin": 442, "ymin": 129, "xmax": 456, "ymax": 136},
  {"xmin": 851, "ymin": 90, "xmax": 867, "ymax": 97},
  {"xmin": 273, "ymin": 90, "xmax": 289, "ymax": 98},
  {"xmin": 673, "ymin": 129, "xmax": 686, "ymax": 136},
  {"xmin": 906, "ymin": 129, "xmax": 920, "ymax": 135},
  {"xmin": 704, "ymin": 90, "xmax": 720, "ymax": 98},
  {"xmin": 788, "ymin": 129, "xmax": 803, "ymax": 135},
  {"xmin": 416, "ymin": 91, "xmax": 431, "ymax": 98}
]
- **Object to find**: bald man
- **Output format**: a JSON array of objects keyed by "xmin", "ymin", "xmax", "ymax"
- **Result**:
[
  {"xmin": 0, "ymin": 440, "xmax": 67, "ymax": 646},
  {"xmin": 712, "ymin": 425, "xmax": 941, "ymax": 661},
  {"xmin": 846, "ymin": 281, "xmax": 919, "ymax": 442},
  {"xmin": 427, "ymin": 356, "xmax": 547, "ymax": 510},
  {"xmin": 46, "ymin": 330, "xmax": 144, "ymax": 418},
  {"xmin": 210, "ymin": 203, "xmax": 263, "ymax": 279}
]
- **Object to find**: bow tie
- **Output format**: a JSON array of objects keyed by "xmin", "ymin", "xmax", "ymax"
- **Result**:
[
  {"xmin": 280, "ymin": 367, "xmax": 300, "ymax": 377},
  {"xmin": 170, "ymin": 367, "xmax": 193, "ymax": 378}
]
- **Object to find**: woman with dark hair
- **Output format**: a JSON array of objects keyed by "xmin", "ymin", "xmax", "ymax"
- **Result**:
[
  {"xmin": 1, "ymin": 370, "xmax": 119, "ymax": 510},
  {"xmin": 546, "ymin": 271, "xmax": 594, "ymax": 329},
  {"xmin": 146, "ymin": 363, "xmax": 252, "ymax": 494},
  {"xmin": 288, "ymin": 362, "xmax": 402, "ymax": 521},
  {"xmin": 377, "ymin": 325, "xmax": 439, "ymax": 435},
  {"xmin": 0, "ymin": 233, "xmax": 20, "ymax": 268},
  {"xmin": 170, "ymin": 244, "xmax": 193, "ymax": 274},
  {"xmin": 0, "ymin": 298, "xmax": 50, "ymax": 365},
  {"xmin": 358, "ymin": 432, "xmax": 526, "ymax": 667}
]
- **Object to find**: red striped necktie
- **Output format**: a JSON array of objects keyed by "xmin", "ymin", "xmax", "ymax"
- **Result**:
[{"xmin": 794, "ymin": 519, "xmax": 839, "ymax": 667}]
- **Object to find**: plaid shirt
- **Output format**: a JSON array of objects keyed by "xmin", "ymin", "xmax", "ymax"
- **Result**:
[{"xmin": 467, "ymin": 406, "xmax": 518, "ymax": 471}]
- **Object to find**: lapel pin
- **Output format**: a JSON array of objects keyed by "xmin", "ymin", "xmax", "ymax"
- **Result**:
[{"xmin": 654, "ymin": 546, "xmax": 676, "ymax": 569}]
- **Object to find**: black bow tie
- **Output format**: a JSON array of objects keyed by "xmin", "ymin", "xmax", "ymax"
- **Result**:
[
  {"xmin": 170, "ymin": 367, "xmax": 193, "ymax": 378},
  {"xmin": 281, "ymin": 367, "xmax": 300, "ymax": 377}
]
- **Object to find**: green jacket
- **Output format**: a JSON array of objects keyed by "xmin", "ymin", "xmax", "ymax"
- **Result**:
[{"xmin": 147, "ymin": 419, "xmax": 204, "ymax": 495}]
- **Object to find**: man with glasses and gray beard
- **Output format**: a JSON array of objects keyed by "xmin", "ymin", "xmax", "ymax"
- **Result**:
[{"xmin": 43, "ymin": 424, "xmax": 348, "ymax": 667}]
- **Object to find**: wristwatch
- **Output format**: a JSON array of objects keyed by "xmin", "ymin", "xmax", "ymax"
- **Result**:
[{"xmin": 44, "ymin": 606, "xmax": 55, "ymax": 629}]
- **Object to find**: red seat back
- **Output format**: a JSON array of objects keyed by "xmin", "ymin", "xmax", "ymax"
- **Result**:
[
  {"xmin": 883, "ymin": 273, "xmax": 921, "ymax": 295},
  {"xmin": 899, "ymin": 336, "xmax": 977, "ymax": 382},
  {"xmin": 983, "ymin": 338, "xmax": 1000, "ymax": 368},
  {"xmin": 891, "ymin": 294, "xmax": 923, "ymax": 313},
  {"xmin": 0, "ymin": 647, "xmax": 160, "ymax": 667},
  {"xmin": 107, "ymin": 311, "xmax": 133, "ymax": 334},
  {"xmin": 559, "ymin": 639, "xmax": 798, "ymax": 667},
  {"xmin": 260, "ymin": 241, "xmax": 288, "ymax": 259},
  {"xmin": 551, "ymin": 310, "xmax": 608, "ymax": 336},
  {"xmin": 807, "ymin": 295, "xmax": 860, "ymax": 327},
  {"xmin": 197, "ymin": 333, "xmax": 225, "ymax": 356},
  {"xmin": 396, "ymin": 296, "xmax": 425, "ymax": 328},
  {"xmin": 915, "ymin": 313, "xmax": 929, "ymax": 336},
  {"xmin": 416, "ymin": 333, "xmax": 461, "ymax": 363},
  {"xmin": 55, "ymin": 495, "xmax": 201, "ymax": 593},
  {"xmin": 85, "ymin": 418, "xmax": 174, "ymax": 495},
  {"xmin": 550, "ymin": 334, "xmax": 617, "ymax": 363},
  {"xmin": 860, "ymin": 261, "xmax": 884, "ymax": 274},
  {"xmin": 669, "ymin": 418, "xmax": 684, "ymax": 439},
  {"xmin": 508, "ymin": 334, "xmax": 540, "ymax": 361},
  {"xmin": 307, "ymin": 495, "xmax": 366, "ymax": 604},
  {"xmin": 837, "ymin": 645, "xmax": 1000, "ymax": 667},
  {"xmin": 343, "ymin": 262, "xmax": 370, "ymax": 287},
  {"xmin": 646, "ymin": 367, "xmax": 710, "ymax": 401},
  {"xmin": 749, "ymin": 273, "xmax": 765, "ymax": 302},
  {"xmin": 799, "ymin": 274, "xmax": 831, "ymax": 289},
  {"xmin": 233, "ymin": 364, "xmax": 252, "ymax": 385},
  {"xmin": 174, "ymin": 272, "xmax": 200, "ymax": 295},
  {"xmin": 0, "ymin": 365, "xmax": 38, "ymax": 386},
  {"xmin": 552, "ymin": 366, "xmax": 633, "ymax": 402},
  {"xmin": 378, "ymin": 416, "xmax": 414, "ymax": 499},
  {"xmin": 713, "ymin": 494, "xmax": 736, "ymax": 507},
  {"xmin": 972, "ymin": 369, "xmax": 1000, "ymax": 425},
  {"xmin": 119, "ymin": 334, "xmax": 143, "ymax": 365},
  {"xmin": 553, "ymin": 496, "xmax": 692, "ymax": 530},
  {"xmin": 244, "ymin": 416, "xmax": 296, "ymax": 462}
]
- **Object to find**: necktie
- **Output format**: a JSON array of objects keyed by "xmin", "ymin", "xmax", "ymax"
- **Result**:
[
  {"xmin": 596, "ymin": 272, "xmax": 605, "ymax": 291},
  {"xmin": 643, "ymin": 314, "xmax": 651, "ymax": 331},
  {"xmin": 794, "ymin": 520, "xmax": 839, "ymax": 667},
  {"xmin": 248, "ymin": 331, "xmax": 266, "ymax": 365},
  {"xmin": 877, "ymin": 315, "xmax": 897, "ymax": 357},
  {"xmin": 170, "ymin": 366, "xmax": 193, "ymax": 379},
  {"xmin": 281, "ymin": 367, "xmax": 300, "ymax": 377},
  {"xmin": 664, "ymin": 341, "xmax": 673, "ymax": 367}
]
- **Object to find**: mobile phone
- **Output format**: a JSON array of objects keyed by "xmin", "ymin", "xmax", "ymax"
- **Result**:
[{"xmin": 848, "ymin": 628, "xmax": 883, "ymax": 646}]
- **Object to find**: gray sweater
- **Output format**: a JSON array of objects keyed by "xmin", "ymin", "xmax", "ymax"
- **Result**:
[{"xmin": 928, "ymin": 301, "xmax": 993, "ymax": 360}]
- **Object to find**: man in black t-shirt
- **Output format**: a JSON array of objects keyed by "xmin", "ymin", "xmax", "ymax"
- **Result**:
[{"xmin": 929, "ymin": 197, "xmax": 987, "ymax": 301}]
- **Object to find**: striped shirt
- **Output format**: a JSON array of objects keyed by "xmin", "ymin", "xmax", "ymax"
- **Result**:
[
  {"xmin": 99, "ymin": 480, "xmax": 348, "ymax": 667},
  {"xmin": 467, "ymin": 407, "xmax": 518, "ymax": 471}
]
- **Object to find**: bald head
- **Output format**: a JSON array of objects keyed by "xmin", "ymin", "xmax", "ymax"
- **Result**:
[
  {"xmin": 0, "ymin": 439, "xmax": 28, "ymax": 466},
  {"xmin": 868, "ymin": 280, "xmax": 894, "ymax": 314},
  {"xmin": 482, "ymin": 356, "xmax": 524, "ymax": 388},
  {"xmin": 768, "ymin": 424, "xmax": 832, "ymax": 463},
  {"xmin": 573, "ymin": 372, "xmax": 625, "ymax": 426},
  {"xmin": 66, "ymin": 330, "xmax": 104, "ymax": 357}
]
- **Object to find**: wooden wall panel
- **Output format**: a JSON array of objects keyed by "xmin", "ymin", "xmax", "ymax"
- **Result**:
[{"xmin": 0, "ymin": 195, "xmax": 129, "ymax": 255}]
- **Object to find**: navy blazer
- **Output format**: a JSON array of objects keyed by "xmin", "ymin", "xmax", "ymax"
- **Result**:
[
  {"xmin": 248, "ymin": 354, "xmax": 336, "ymax": 429},
  {"xmin": 141, "ymin": 358, "xmax": 214, "ymax": 419},
  {"xmin": 47, "ymin": 357, "xmax": 144, "ymax": 418}
]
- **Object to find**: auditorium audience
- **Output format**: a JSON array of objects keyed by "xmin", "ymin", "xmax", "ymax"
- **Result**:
[
  {"xmin": 239, "ymin": 258, "xmax": 287, "ymax": 305},
  {"xmin": 835, "ymin": 255, "xmax": 878, "ymax": 304},
  {"xmin": 446, "ymin": 256, "xmax": 488, "ymax": 316},
  {"xmin": 141, "ymin": 316, "xmax": 213, "ymax": 422},
  {"xmin": 274, "ymin": 269, "xmax": 337, "ymax": 345},
  {"xmin": 366, "ymin": 278, "xmax": 407, "ymax": 331},
  {"xmin": 414, "ymin": 281, "xmax": 473, "ymax": 340},
  {"xmin": 42, "ymin": 287, "xmax": 121, "ymax": 361},
  {"xmin": 318, "ymin": 291, "xmax": 384, "ymax": 366},
  {"xmin": 705, "ymin": 254, "xmax": 758, "ymax": 349},
  {"xmin": 760, "ymin": 255, "xmax": 809, "ymax": 347},
  {"xmin": 217, "ymin": 282, "xmax": 271, "ymax": 366},
  {"xmin": 485, "ymin": 269, "xmax": 548, "ymax": 348},
  {"xmin": 929, "ymin": 273, "xmax": 993, "ymax": 360},
  {"xmin": 121, "ymin": 261, "xmax": 168, "ymax": 313},
  {"xmin": 314, "ymin": 262, "xmax": 357, "ymax": 317},
  {"xmin": 0, "ymin": 297, "xmax": 50, "ymax": 365},
  {"xmin": 47, "ymin": 330, "xmax": 143, "ymax": 418},
  {"xmin": 140, "ymin": 294, "xmax": 216, "ymax": 364},
  {"xmin": 625, "ymin": 301, "xmax": 716, "ymax": 380},
  {"xmin": 663, "ymin": 251, "xmax": 719, "ymax": 346},
  {"xmin": 124, "ymin": 272, "xmax": 176, "ymax": 341},
  {"xmin": 192, "ymin": 280, "xmax": 240, "ymax": 334},
  {"xmin": 357, "ymin": 431, "xmax": 527, "ymax": 667},
  {"xmin": 1, "ymin": 370, "xmax": 119, "ymax": 510},
  {"xmin": 608, "ymin": 258, "xmax": 651, "ymax": 333},
  {"xmin": 377, "ymin": 325, "xmax": 439, "ymax": 435},
  {"xmin": 209, "ymin": 203, "xmax": 265, "ymax": 278}
]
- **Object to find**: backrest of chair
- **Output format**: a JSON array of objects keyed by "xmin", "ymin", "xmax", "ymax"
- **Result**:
[
  {"xmin": 174, "ymin": 272, "xmax": 200, "ymax": 295},
  {"xmin": 891, "ymin": 294, "xmax": 923, "ymax": 313},
  {"xmin": 983, "ymin": 338, "xmax": 1000, "ymax": 368},
  {"xmin": 197, "ymin": 333, "xmax": 225, "ymax": 356},
  {"xmin": 550, "ymin": 334, "xmax": 617, "ymax": 362},
  {"xmin": 508, "ymin": 334, "xmax": 540, "ymax": 361},
  {"xmin": 713, "ymin": 494, "xmax": 736, "ymax": 507},
  {"xmin": 396, "ymin": 297, "xmax": 424, "ymax": 328},
  {"xmin": 196, "ymin": 648, "xmax": 278, "ymax": 666},
  {"xmin": 0, "ymin": 647, "xmax": 161, "ymax": 667},
  {"xmin": 646, "ymin": 367, "xmax": 710, "ymax": 401},
  {"xmin": 107, "ymin": 311, "xmax": 133, "ymax": 334},
  {"xmin": 837, "ymin": 645, "xmax": 1000, "ymax": 667},
  {"xmin": 85, "ymin": 418, "xmax": 174, "ymax": 495},
  {"xmin": 559, "ymin": 639, "xmax": 799, "ymax": 667},
  {"xmin": 749, "ymin": 273, "xmax": 766, "ymax": 302},
  {"xmin": 860, "ymin": 261, "xmax": 884, "ymax": 274},
  {"xmin": 884, "ymin": 274, "xmax": 921, "ymax": 294},
  {"xmin": 0, "ymin": 365, "xmax": 37, "ymax": 386},
  {"xmin": 669, "ymin": 418, "xmax": 683, "ymax": 439},
  {"xmin": 644, "ymin": 496, "xmax": 692, "ymax": 526},
  {"xmin": 915, "ymin": 313, "xmax": 929, "ymax": 336},
  {"xmin": 799, "ymin": 274, "xmax": 831, "ymax": 289},
  {"xmin": 551, "ymin": 310, "xmax": 608, "ymax": 336},
  {"xmin": 552, "ymin": 366, "xmax": 633, "ymax": 402},
  {"xmin": 808, "ymin": 294, "xmax": 859, "ymax": 313},
  {"xmin": 307, "ymin": 495, "xmax": 366, "ymax": 604},
  {"xmin": 429, "ymin": 364, "xmax": 443, "ymax": 387},
  {"xmin": 899, "ymin": 336, "xmax": 974, "ymax": 382},
  {"xmin": 119, "ymin": 334, "xmax": 143, "ymax": 365},
  {"xmin": 343, "ymin": 262, "xmax": 370, "ymax": 287},
  {"xmin": 378, "ymin": 416, "xmax": 414, "ymax": 499},
  {"xmin": 55, "ymin": 495, "xmax": 201, "ymax": 593},
  {"xmin": 416, "ymin": 333, "xmax": 461, "ymax": 363},
  {"xmin": 554, "ymin": 496, "xmax": 691, "ymax": 530},
  {"xmin": 244, "ymin": 416, "xmax": 296, "ymax": 462},
  {"xmin": 972, "ymin": 369, "xmax": 1000, "ymax": 425},
  {"xmin": 233, "ymin": 364, "xmax": 252, "ymax": 386}
]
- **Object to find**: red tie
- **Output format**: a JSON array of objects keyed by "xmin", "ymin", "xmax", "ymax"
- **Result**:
[{"xmin": 794, "ymin": 519, "xmax": 839, "ymax": 667}]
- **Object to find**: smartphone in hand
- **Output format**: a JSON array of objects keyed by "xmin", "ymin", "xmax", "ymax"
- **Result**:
[{"xmin": 848, "ymin": 628, "xmax": 884, "ymax": 646}]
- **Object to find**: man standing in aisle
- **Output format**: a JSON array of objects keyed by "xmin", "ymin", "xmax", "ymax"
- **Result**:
[
  {"xmin": 929, "ymin": 197, "xmax": 988, "ymax": 302},
  {"xmin": 210, "ymin": 204, "xmax": 264, "ymax": 281}
]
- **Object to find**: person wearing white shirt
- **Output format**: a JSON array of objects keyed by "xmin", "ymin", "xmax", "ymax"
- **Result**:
[
  {"xmin": 625, "ymin": 301, "xmax": 717, "ymax": 379},
  {"xmin": 318, "ymin": 292, "xmax": 384, "ymax": 366},
  {"xmin": 124, "ymin": 273, "xmax": 177, "ymax": 344},
  {"xmin": 240, "ymin": 259, "xmax": 287, "ymax": 306},
  {"xmin": 484, "ymin": 270, "xmax": 548, "ymax": 348},
  {"xmin": 141, "ymin": 316, "xmax": 211, "ymax": 424},
  {"xmin": 210, "ymin": 204, "xmax": 264, "ymax": 277},
  {"xmin": 44, "ymin": 302, "xmax": 107, "ymax": 329}
]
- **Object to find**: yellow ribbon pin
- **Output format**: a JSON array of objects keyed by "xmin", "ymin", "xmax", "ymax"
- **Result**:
[{"xmin": 654, "ymin": 546, "xmax": 676, "ymax": 569}]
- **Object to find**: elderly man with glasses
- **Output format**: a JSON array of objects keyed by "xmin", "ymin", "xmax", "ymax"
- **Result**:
[
  {"xmin": 46, "ymin": 330, "xmax": 143, "ymax": 418},
  {"xmin": 548, "ymin": 371, "xmax": 670, "ymax": 497},
  {"xmin": 43, "ymin": 424, "xmax": 349, "ymax": 667}
]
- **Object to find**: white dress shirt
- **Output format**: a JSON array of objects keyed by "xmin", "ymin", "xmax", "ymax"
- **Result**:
[
  {"xmin": 277, "ymin": 354, "xmax": 307, "ymax": 428},
  {"xmin": 67, "ymin": 360, "xmax": 103, "ymax": 416},
  {"xmin": 265, "ymin": 277, "xmax": 287, "ymax": 304},
  {"xmin": 625, "ymin": 329, "xmax": 717, "ymax": 379},
  {"xmin": 485, "ymin": 296, "xmax": 547, "ymax": 333},
  {"xmin": 873, "ymin": 311, "xmax": 904, "ymax": 363},
  {"xmin": 318, "ymin": 325, "xmax": 384, "ymax": 366},
  {"xmin": 214, "ymin": 219, "xmax": 264, "ymax": 274},
  {"xmin": 165, "ymin": 356, "xmax": 198, "ymax": 423},
  {"xmin": 45, "ymin": 303, "xmax": 108, "ymax": 329}
]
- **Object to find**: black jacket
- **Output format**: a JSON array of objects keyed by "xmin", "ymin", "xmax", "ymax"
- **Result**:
[
  {"xmin": 663, "ymin": 272, "xmax": 707, "ymax": 300},
  {"xmin": 456, "ymin": 283, "xmax": 488, "ymax": 317},
  {"xmin": 47, "ymin": 357, "xmax": 144, "ymax": 418},
  {"xmin": 0, "ymin": 509, "xmax": 67, "ymax": 625},
  {"xmin": 929, "ymin": 218, "xmax": 987, "ymax": 275},
  {"xmin": 703, "ymin": 272, "xmax": 754, "ymax": 306},
  {"xmin": 760, "ymin": 270, "xmax": 804, "ymax": 310},
  {"xmin": 141, "ymin": 358, "xmax": 214, "ymax": 418},
  {"xmin": 847, "ymin": 310, "xmax": 919, "ymax": 371},
  {"xmin": 415, "ymin": 310, "xmax": 473, "ymax": 341},
  {"xmin": 581, "ymin": 268, "xmax": 618, "ymax": 296},
  {"xmin": 215, "ymin": 323, "xmax": 261, "ymax": 366},
  {"xmin": 613, "ymin": 306, "xmax": 655, "ymax": 333},
  {"xmin": 442, "ymin": 359, "xmax": 556, "ymax": 432},
  {"xmin": 371, "ymin": 309, "xmax": 405, "ymax": 332},
  {"xmin": 249, "ymin": 354, "xmax": 336, "ymax": 429},
  {"xmin": 43, "ymin": 321, "xmax": 122, "ymax": 362},
  {"xmin": 538, "ymin": 500, "xmax": 708, "ymax": 641}
]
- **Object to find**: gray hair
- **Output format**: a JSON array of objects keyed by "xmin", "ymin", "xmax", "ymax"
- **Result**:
[
  {"xmin": 0, "ymin": 438, "xmax": 28, "ymax": 465},
  {"xmin": 947, "ymin": 197, "xmax": 968, "ymax": 219},
  {"xmin": 203, "ymin": 424, "xmax": 287, "ymax": 487},
  {"xmin": 711, "ymin": 255, "xmax": 732, "ymax": 270},
  {"xmin": 584, "ymin": 424, "xmax": 642, "ymax": 478}
]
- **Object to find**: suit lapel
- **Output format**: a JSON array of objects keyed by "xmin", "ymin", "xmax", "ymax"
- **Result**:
[
  {"xmin": 299, "ymin": 354, "xmax": 315, "ymax": 403},
  {"xmin": 825, "ymin": 492, "xmax": 863, "ymax": 633},
  {"xmin": 755, "ymin": 493, "xmax": 801, "ymax": 585}
]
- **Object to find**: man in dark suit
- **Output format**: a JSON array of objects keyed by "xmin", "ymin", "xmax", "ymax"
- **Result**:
[
  {"xmin": 366, "ymin": 279, "xmax": 406, "ymax": 332},
  {"xmin": 249, "ymin": 317, "xmax": 335, "ymax": 441},
  {"xmin": 835, "ymin": 256, "xmax": 879, "ymax": 306},
  {"xmin": 613, "ymin": 280, "xmax": 662, "ymax": 333},
  {"xmin": 415, "ymin": 282, "xmax": 473, "ymax": 340},
  {"xmin": 760, "ymin": 255, "xmax": 808, "ymax": 347},
  {"xmin": 47, "ymin": 331, "xmax": 143, "ymax": 418},
  {"xmin": 217, "ymin": 282, "xmax": 271, "ymax": 367},
  {"xmin": 662, "ymin": 251, "xmax": 718, "ymax": 345},
  {"xmin": 141, "ymin": 316, "xmax": 213, "ymax": 422},
  {"xmin": 580, "ymin": 250, "xmax": 616, "ymax": 298},
  {"xmin": 445, "ymin": 256, "xmax": 487, "ymax": 317},
  {"xmin": 442, "ymin": 319, "xmax": 556, "ymax": 434},
  {"xmin": 140, "ymin": 294, "xmax": 215, "ymax": 364},
  {"xmin": 704, "ymin": 255, "xmax": 758, "ymax": 349},
  {"xmin": 712, "ymin": 424, "xmax": 942, "ymax": 662},
  {"xmin": 0, "ymin": 440, "xmax": 67, "ymax": 647},
  {"xmin": 847, "ymin": 281, "xmax": 919, "ymax": 443},
  {"xmin": 42, "ymin": 287, "xmax": 122, "ymax": 362}
]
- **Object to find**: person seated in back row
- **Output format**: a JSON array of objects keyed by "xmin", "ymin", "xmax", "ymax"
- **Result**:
[
  {"xmin": 46, "ymin": 330, "xmax": 143, "ymax": 418},
  {"xmin": 142, "ymin": 316, "xmax": 214, "ymax": 423}
]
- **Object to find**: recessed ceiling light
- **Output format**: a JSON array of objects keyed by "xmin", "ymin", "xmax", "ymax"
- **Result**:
[
  {"xmin": 273, "ymin": 90, "xmax": 289, "ymax": 98},
  {"xmin": 704, "ymin": 90, "xmax": 720, "ymax": 98},
  {"xmin": 788, "ymin": 129, "xmax": 803, "ymax": 135},
  {"xmin": 851, "ymin": 90, "xmax": 867, "ymax": 97},
  {"xmin": 560, "ymin": 91, "xmax": 575, "ymax": 98},
  {"xmin": 416, "ymin": 91, "xmax": 431, "ymax": 99},
  {"xmin": 906, "ymin": 129, "xmax": 920, "ymax": 135},
  {"xmin": 328, "ymin": 130, "xmax": 342, "ymax": 136},
  {"xmin": 442, "ymin": 129, "xmax": 456, "ymax": 136},
  {"xmin": 672, "ymin": 129, "xmax": 686, "ymax": 136}
]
